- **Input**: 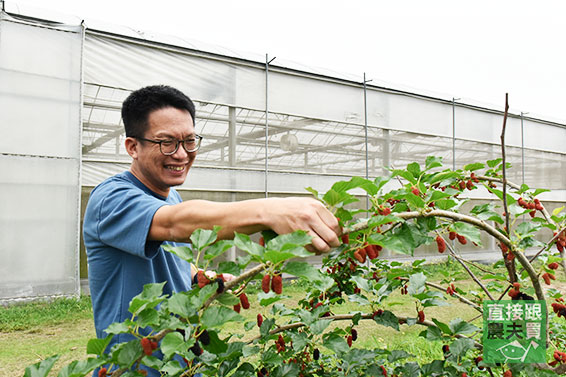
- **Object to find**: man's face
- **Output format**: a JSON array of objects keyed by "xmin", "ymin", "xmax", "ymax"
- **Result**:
[{"xmin": 129, "ymin": 106, "xmax": 197, "ymax": 196}]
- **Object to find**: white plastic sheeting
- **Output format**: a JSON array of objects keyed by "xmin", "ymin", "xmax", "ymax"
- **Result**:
[
  {"xmin": 0, "ymin": 13, "xmax": 83, "ymax": 301},
  {"xmin": 1, "ymin": 9, "xmax": 565, "ymax": 301}
]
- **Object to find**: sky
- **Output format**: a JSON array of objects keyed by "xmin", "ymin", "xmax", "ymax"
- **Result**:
[{"xmin": 6, "ymin": 0, "xmax": 566, "ymax": 123}]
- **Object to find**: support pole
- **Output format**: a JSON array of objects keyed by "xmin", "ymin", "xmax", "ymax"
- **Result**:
[
  {"xmin": 451, "ymin": 97, "xmax": 460, "ymax": 171},
  {"xmin": 265, "ymin": 54, "xmax": 276, "ymax": 198},
  {"xmin": 520, "ymin": 112, "xmax": 528, "ymax": 185},
  {"xmin": 363, "ymin": 73, "xmax": 372, "ymax": 209},
  {"xmin": 228, "ymin": 106, "xmax": 237, "ymax": 167}
]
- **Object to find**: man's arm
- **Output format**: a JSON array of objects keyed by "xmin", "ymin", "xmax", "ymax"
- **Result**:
[{"xmin": 149, "ymin": 197, "xmax": 341, "ymax": 253}]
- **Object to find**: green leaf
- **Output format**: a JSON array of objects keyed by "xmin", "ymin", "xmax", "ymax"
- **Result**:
[
  {"xmin": 258, "ymin": 291, "xmax": 287, "ymax": 306},
  {"xmin": 323, "ymin": 333, "xmax": 350, "ymax": 355},
  {"xmin": 243, "ymin": 345, "xmax": 260, "ymax": 358},
  {"xmin": 487, "ymin": 158, "xmax": 502, "ymax": 168},
  {"xmin": 24, "ymin": 355, "xmax": 60, "ymax": 377},
  {"xmin": 262, "ymin": 348, "xmax": 283, "ymax": 365},
  {"xmin": 87, "ymin": 335, "xmax": 113, "ymax": 355},
  {"xmin": 476, "ymin": 210, "xmax": 504, "ymax": 224},
  {"xmin": 483, "ymin": 273, "xmax": 508, "ymax": 281},
  {"xmin": 516, "ymin": 221, "xmax": 542, "ymax": 236},
  {"xmin": 266, "ymin": 231, "xmax": 312, "ymax": 251},
  {"xmin": 305, "ymin": 186, "xmax": 319, "ymax": 199},
  {"xmin": 405, "ymin": 192, "xmax": 425, "ymax": 209},
  {"xmin": 392, "ymin": 169, "xmax": 417, "ymax": 184},
  {"xmin": 388, "ymin": 349, "xmax": 413, "ymax": 363},
  {"xmin": 56, "ymin": 358, "xmax": 105, "ymax": 377},
  {"xmin": 283, "ymin": 261, "xmax": 324, "ymax": 281},
  {"xmin": 217, "ymin": 261, "xmax": 241, "ymax": 276},
  {"xmin": 450, "ymin": 337, "xmax": 475, "ymax": 357},
  {"xmin": 162, "ymin": 245, "xmax": 193, "ymax": 263},
  {"xmin": 323, "ymin": 189, "xmax": 355, "ymax": 207},
  {"xmin": 161, "ymin": 360, "xmax": 184, "ymax": 376},
  {"xmin": 470, "ymin": 203, "xmax": 493, "ymax": 214},
  {"xmin": 313, "ymin": 276, "xmax": 335, "ymax": 292},
  {"xmin": 190, "ymin": 227, "xmax": 219, "ymax": 250},
  {"xmin": 290, "ymin": 332, "xmax": 309, "ymax": 351},
  {"xmin": 435, "ymin": 199, "xmax": 458, "ymax": 210},
  {"xmin": 428, "ymin": 171, "xmax": 460, "ymax": 185},
  {"xmin": 141, "ymin": 355, "xmax": 164, "ymax": 370},
  {"xmin": 400, "ymin": 362, "xmax": 420, "ymax": 377},
  {"xmin": 407, "ymin": 162, "xmax": 421, "ymax": 178},
  {"xmin": 449, "ymin": 318, "xmax": 479, "ymax": 335},
  {"xmin": 260, "ymin": 318, "xmax": 276, "ymax": 338},
  {"xmin": 348, "ymin": 294, "xmax": 371, "ymax": 305},
  {"xmin": 488, "ymin": 187, "xmax": 516, "ymax": 204},
  {"xmin": 518, "ymin": 183, "xmax": 530, "ymax": 194},
  {"xmin": 233, "ymin": 233, "xmax": 264, "ymax": 259},
  {"xmin": 425, "ymin": 156, "xmax": 443, "ymax": 170},
  {"xmin": 452, "ymin": 222, "xmax": 482, "ymax": 246},
  {"xmin": 366, "ymin": 214, "xmax": 403, "ymax": 229},
  {"xmin": 232, "ymin": 362, "xmax": 256, "ymax": 377},
  {"xmin": 201, "ymin": 306, "xmax": 244, "ymax": 329},
  {"xmin": 463, "ymin": 162, "xmax": 484, "ymax": 171},
  {"xmin": 262, "ymin": 250, "xmax": 302, "ymax": 264},
  {"xmin": 533, "ymin": 188, "xmax": 550, "ymax": 196},
  {"xmin": 370, "ymin": 233, "xmax": 412, "ymax": 255},
  {"xmin": 373, "ymin": 310, "xmax": 400, "ymax": 331},
  {"xmin": 350, "ymin": 275, "xmax": 372, "ymax": 292},
  {"xmin": 116, "ymin": 339, "xmax": 143, "ymax": 368},
  {"xmin": 421, "ymin": 360, "xmax": 446, "ymax": 375},
  {"xmin": 429, "ymin": 190, "xmax": 452, "ymax": 201},
  {"xmin": 161, "ymin": 331, "xmax": 185, "ymax": 359},
  {"xmin": 420, "ymin": 326, "xmax": 444, "ymax": 341},
  {"xmin": 204, "ymin": 240, "xmax": 234, "ymax": 260},
  {"xmin": 309, "ymin": 318, "xmax": 332, "ymax": 335},
  {"xmin": 272, "ymin": 363, "xmax": 300, "ymax": 377},
  {"xmin": 168, "ymin": 292, "xmax": 197, "ymax": 318},
  {"xmin": 215, "ymin": 292, "xmax": 240, "ymax": 306},
  {"xmin": 373, "ymin": 176, "xmax": 390, "ymax": 191},
  {"xmin": 136, "ymin": 307, "xmax": 159, "ymax": 328},
  {"xmin": 552, "ymin": 206, "xmax": 564, "ymax": 216},
  {"xmin": 128, "ymin": 282, "xmax": 166, "ymax": 315},
  {"xmin": 331, "ymin": 176, "xmax": 379, "ymax": 196},
  {"xmin": 407, "ymin": 272, "xmax": 426, "ymax": 295},
  {"xmin": 104, "ymin": 321, "xmax": 131, "ymax": 335}
]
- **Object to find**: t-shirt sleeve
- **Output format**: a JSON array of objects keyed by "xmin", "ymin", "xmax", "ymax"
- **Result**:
[{"xmin": 94, "ymin": 183, "xmax": 167, "ymax": 259}]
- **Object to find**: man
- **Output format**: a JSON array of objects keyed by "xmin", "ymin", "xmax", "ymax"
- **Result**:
[{"xmin": 83, "ymin": 85, "xmax": 341, "ymax": 375}]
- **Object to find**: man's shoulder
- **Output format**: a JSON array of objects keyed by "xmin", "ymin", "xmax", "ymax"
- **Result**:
[{"xmin": 90, "ymin": 171, "xmax": 138, "ymax": 196}]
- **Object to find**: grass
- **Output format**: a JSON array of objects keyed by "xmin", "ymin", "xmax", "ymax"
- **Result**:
[
  {"xmin": 0, "ymin": 296, "xmax": 96, "ymax": 377},
  {"xmin": 2, "ymin": 260, "xmax": 563, "ymax": 376},
  {"xmin": 0, "ymin": 295, "xmax": 93, "ymax": 332}
]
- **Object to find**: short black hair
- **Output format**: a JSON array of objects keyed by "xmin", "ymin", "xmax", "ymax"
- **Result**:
[{"xmin": 121, "ymin": 85, "xmax": 196, "ymax": 137}]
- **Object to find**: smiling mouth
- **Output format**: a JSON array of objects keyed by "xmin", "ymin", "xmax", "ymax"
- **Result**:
[{"xmin": 166, "ymin": 166, "xmax": 185, "ymax": 172}]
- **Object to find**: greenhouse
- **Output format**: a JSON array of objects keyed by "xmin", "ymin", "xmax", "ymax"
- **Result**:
[{"xmin": 1, "ymin": 4, "xmax": 565, "ymax": 302}]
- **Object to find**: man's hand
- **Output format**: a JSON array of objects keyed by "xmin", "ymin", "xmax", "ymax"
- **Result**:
[{"xmin": 263, "ymin": 197, "xmax": 341, "ymax": 254}]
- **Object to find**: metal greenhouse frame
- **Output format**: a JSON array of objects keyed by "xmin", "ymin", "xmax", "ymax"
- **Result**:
[{"xmin": 1, "ymin": 5, "xmax": 564, "ymax": 302}]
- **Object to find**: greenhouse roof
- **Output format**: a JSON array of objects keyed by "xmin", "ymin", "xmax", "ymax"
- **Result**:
[{"xmin": 5, "ymin": 1, "xmax": 565, "ymax": 126}]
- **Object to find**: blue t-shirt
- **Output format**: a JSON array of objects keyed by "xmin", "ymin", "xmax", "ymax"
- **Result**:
[{"xmin": 83, "ymin": 171, "xmax": 193, "ymax": 375}]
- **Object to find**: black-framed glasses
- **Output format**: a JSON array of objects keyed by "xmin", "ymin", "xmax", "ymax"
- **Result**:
[{"xmin": 135, "ymin": 135, "xmax": 203, "ymax": 155}]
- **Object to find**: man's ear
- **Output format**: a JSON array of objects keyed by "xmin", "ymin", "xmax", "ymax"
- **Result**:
[{"xmin": 125, "ymin": 137, "xmax": 138, "ymax": 159}]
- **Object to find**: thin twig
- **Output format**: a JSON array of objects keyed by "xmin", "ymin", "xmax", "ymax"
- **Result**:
[
  {"xmin": 442, "ymin": 234, "xmax": 494, "ymax": 300},
  {"xmin": 449, "ymin": 253, "xmax": 493, "ymax": 275},
  {"xmin": 246, "ymin": 312, "xmax": 482, "ymax": 348},
  {"xmin": 398, "ymin": 276, "xmax": 482, "ymax": 312},
  {"xmin": 500, "ymin": 93, "xmax": 518, "ymax": 285}
]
